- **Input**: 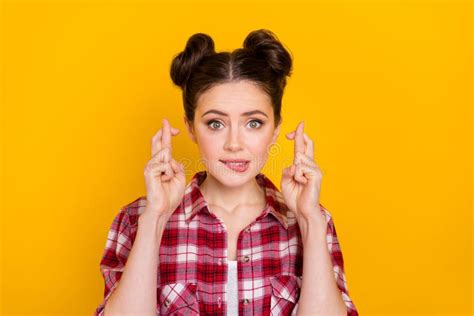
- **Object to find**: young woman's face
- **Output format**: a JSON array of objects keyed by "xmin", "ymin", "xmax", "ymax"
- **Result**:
[{"xmin": 185, "ymin": 80, "xmax": 281, "ymax": 188}]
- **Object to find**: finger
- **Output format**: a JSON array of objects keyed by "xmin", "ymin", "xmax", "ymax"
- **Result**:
[
  {"xmin": 147, "ymin": 161, "xmax": 170, "ymax": 172},
  {"xmin": 282, "ymin": 164, "xmax": 296, "ymax": 183},
  {"xmin": 295, "ymin": 151, "xmax": 317, "ymax": 168},
  {"xmin": 294, "ymin": 163, "xmax": 319, "ymax": 184},
  {"xmin": 170, "ymin": 125, "xmax": 180, "ymax": 134},
  {"xmin": 294, "ymin": 163, "xmax": 307, "ymax": 184},
  {"xmin": 161, "ymin": 161, "xmax": 174, "ymax": 181},
  {"xmin": 282, "ymin": 164, "xmax": 293, "ymax": 179},
  {"xmin": 302, "ymin": 133, "xmax": 314, "ymax": 160},
  {"xmin": 147, "ymin": 161, "xmax": 173, "ymax": 179},
  {"xmin": 170, "ymin": 159, "xmax": 179, "ymax": 174},
  {"xmin": 152, "ymin": 147, "xmax": 171, "ymax": 164},
  {"xmin": 170, "ymin": 158, "xmax": 185, "ymax": 176},
  {"xmin": 161, "ymin": 156, "xmax": 181, "ymax": 179},
  {"xmin": 151, "ymin": 125, "xmax": 180, "ymax": 158},
  {"xmin": 294, "ymin": 121, "xmax": 305, "ymax": 162},
  {"xmin": 288, "ymin": 131, "xmax": 314, "ymax": 159},
  {"xmin": 152, "ymin": 129, "xmax": 163, "ymax": 157},
  {"xmin": 162, "ymin": 119, "xmax": 172, "ymax": 156}
]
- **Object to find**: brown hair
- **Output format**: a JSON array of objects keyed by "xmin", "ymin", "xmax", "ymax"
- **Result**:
[{"xmin": 170, "ymin": 29, "xmax": 293, "ymax": 126}]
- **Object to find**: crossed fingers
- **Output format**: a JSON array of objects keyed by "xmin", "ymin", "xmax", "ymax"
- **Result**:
[
  {"xmin": 150, "ymin": 118, "xmax": 180, "ymax": 180},
  {"xmin": 286, "ymin": 121, "xmax": 315, "ymax": 163},
  {"xmin": 152, "ymin": 118, "xmax": 180, "ymax": 158}
]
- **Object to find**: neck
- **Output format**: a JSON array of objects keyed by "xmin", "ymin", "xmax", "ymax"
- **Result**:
[{"xmin": 199, "ymin": 171, "xmax": 266, "ymax": 214}]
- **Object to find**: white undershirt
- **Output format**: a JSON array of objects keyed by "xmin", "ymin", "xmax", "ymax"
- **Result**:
[{"xmin": 226, "ymin": 260, "xmax": 238, "ymax": 315}]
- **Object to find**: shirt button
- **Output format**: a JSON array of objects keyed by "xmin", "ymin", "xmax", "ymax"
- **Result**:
[
  {"xmin": 245, "ymin": 227, "xmax": 251, "ymax": 233},
  {"xmin": 242, "ymin": 298, "xmax": 250, "ymax": 305},
  {"xmin": 217, "ymin": 258, "xmax": 223, "ymax": 266},
  {"xmin": 164, "ymin": 298, "xmax": 171, "ymax": 307},
  {"xmin": 242, "ymin": 255, "xmax": 250, "ymax": 263}
]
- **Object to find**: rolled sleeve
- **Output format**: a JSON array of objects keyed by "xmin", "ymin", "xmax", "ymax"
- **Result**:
[
  {"xmin": 290, "ymin": 207, "xmax": 359, "ymax": 316},
  {"xmin": 94, "ymin": 207, "xmax": 133, "ymax": 316},
  {"xmin": 324, "ymin": 207, "xmax": 359, "ymax": 316}
]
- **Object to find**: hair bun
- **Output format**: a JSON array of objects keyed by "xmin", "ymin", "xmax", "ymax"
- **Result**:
[
  {"xmin": 170, "ymin": 33, "xmax": 216, "ymax": 88},
  {"xmin": 243, "ymin": 29, "xmax": 293, "ymax": 78}
]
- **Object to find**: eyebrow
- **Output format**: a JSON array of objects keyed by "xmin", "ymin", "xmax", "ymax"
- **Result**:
[{"xmin": 201, "ymin": 109, "xmax": 268, "ymax": 118}]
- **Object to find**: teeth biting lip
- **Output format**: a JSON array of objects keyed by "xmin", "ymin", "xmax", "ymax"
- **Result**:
[
  {"xmin": 220, "ymin": 159, "xmax": 250, "ymax": 172},
  {"xmin": 219, "ymin": 160, "xmax": 250, "ymax": 164}
]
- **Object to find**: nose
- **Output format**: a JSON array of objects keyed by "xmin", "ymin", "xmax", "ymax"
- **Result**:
[{"xmin": 223, "ymin": 126, "xmax": 243, "ymax": 152}]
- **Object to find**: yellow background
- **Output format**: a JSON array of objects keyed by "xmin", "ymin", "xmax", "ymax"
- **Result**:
[{"xmin": 1, "ymin": 0, "xmax": 472, "ymax": 315}]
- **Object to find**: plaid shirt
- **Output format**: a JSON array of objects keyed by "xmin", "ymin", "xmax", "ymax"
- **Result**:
[{"xmin": 94, "ymin": 170, "xmax": 359, "ymax": 315}]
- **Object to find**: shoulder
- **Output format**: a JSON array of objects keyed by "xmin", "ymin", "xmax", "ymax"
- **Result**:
[
  {"xmin": 122, "ymin": 195, "xmax": 148, "ymax": 226},
  {"xmin": 108, "ymin": 195, "xmax": 148, "ymax": 235},
  {"xmin": 109, "ymin": 195, "xmax": 189, "ymax": 233}
]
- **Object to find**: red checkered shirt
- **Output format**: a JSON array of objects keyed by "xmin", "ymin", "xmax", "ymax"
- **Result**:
[{"xmin": 94, "ymin": 170, "xmax": 359, "ymax": 315}]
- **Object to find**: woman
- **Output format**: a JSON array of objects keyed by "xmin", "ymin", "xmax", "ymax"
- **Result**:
[{"xmin": 94, "ymin": 29, "xmax": 358, "ymax": 316}]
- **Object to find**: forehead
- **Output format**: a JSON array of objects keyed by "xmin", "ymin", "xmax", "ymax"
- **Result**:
[{"xmin": 196, "ymin": 80, "xmax": 272, "ymax": 115}]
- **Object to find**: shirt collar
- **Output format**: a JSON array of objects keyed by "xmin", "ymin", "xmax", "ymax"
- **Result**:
[{"xmin": 182, "ymin": 170, "xmax": 290, "ymax": 230}]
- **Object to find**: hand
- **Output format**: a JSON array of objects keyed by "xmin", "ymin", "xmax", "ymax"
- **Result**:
[
  {"xmin": 281, "ymin": 121, "xmax": 325, "ymax": 224},
  {"xmin": 143, "ymin": 118, "xmax": 186, "ymax": 220}
]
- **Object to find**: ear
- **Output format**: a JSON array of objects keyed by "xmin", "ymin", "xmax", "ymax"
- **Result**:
[
  {"xmin": 271, "ymin": 117, "xmax": 282, "ymax": 144},
  {"xmin": 184, "ymin": 116, "xmax": 197, "ymax": 144}
]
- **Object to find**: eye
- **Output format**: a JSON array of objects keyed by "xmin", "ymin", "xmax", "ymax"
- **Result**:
[
  {"xmin": 247, "ymin": 119, "xmax": 263, "ymax": 129},
  {"xmin": 207, "ymin": 120, "xmax": 224, "ymax": 130},
  {"xmin": 206, "ymin": 119, "xmax": 263, "ymax": 130}
]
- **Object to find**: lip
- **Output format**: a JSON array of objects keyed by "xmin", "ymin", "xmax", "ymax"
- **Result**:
[
  {"xmin": 219, "ymin": 159, "xmax": 250, "ymax": 163},
  {"xmin": 219, "ymin": 159, "xmax": 250, "ymax": 173}
]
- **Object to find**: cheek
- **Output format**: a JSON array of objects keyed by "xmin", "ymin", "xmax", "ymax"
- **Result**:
[
  {"xmin": 246, "ymin": 133, "xmax": 273, "ymax": 156},
  {"xmin": 196, "ymin": 132, "xmax": 221, "ymax": 158}
]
